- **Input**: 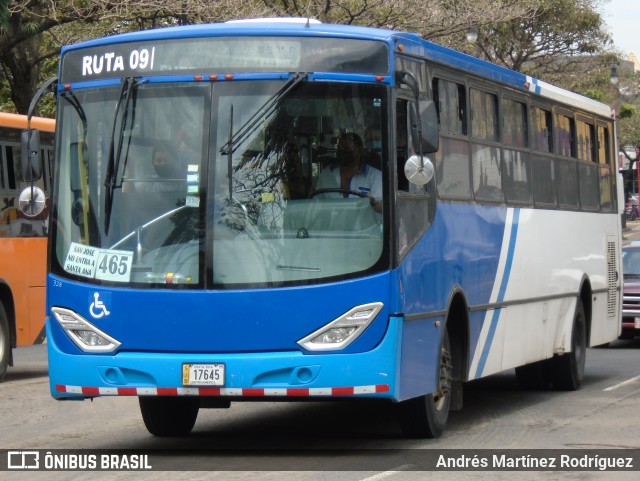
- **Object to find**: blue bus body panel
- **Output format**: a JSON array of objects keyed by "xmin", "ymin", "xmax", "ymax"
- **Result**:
[
  {"xmin": 395, "ymin": 202, "xmax": 508, "ymax": 399},
  {"xmin": 47, "ymin": 273, "xmax": 393, "ymax": 355},
  {"xmin": 47, "ymin": 202, "xmax": 511, "ymax": 402},
  {"xmin": 46, "ymin": 315, "xmax": 402, "ymax": 399},
  {"xmin": 398, "ymin": 203, "xmax": 507, "ymax": 314},
  {"xmin": 47, "ymin": 272, "xmax": 405, "ymax": 399}
]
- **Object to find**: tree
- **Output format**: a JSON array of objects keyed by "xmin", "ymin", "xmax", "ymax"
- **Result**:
[
  {"xmin": 613, "ymin": 67, "xmax": 640, "ymax": 148},
  {"xmin": 0, "ymin": 0, "xmax": 617, "ymax": 119},
  {"xmin": 0, "ymin": 0, "xmax": 268, "ymax": 114},
  {"xmin": 467, "ymin": 0, "xmax": 611, "ymax": 74},
  {"xmin": 259, "ymin": 0, "xmax": 540, "ymax": 40}
]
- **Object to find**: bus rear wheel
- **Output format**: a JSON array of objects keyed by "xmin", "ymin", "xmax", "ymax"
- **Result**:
[
  {"xmin": 0, "ymin": 302, "xmax": 11, "ymax": 383},
  {"xmin": 398, "ymin": 329, "xmax": 452, "ymax": 438},
  {"xmin": 139, "ymin": 396, "xmax": 200, "ymax": 436},
  {"xmin": 551, "ymin": 300, "xmax": 586, "ymax": 391},
  {"xmin": 515, "ymin": 360, "xmax": 551, "ymax": 390}
]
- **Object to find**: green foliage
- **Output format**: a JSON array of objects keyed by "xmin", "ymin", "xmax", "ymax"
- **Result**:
[
  {"xmin": 581, "ymin": 89, "xmax": 605, "ymax": 102},
  {"xmin": 470, "ymin": 0, "xmax": 611, "ymax": 73},
  {"xmin": 619, "ymin": 104, "xmax": 636, "ymax": 120}
]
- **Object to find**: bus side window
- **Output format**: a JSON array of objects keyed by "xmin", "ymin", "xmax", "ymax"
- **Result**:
[
  {"xmin": 4, "ymin": 145, "xmax": 17, "ymax": 189},
  {"xmin": 396, "ymin": 99, "xmax": 409, "ymax": 192},
  {"xmin": 0, "ymin": 145, "xmax": 6, "ymax": 189}
]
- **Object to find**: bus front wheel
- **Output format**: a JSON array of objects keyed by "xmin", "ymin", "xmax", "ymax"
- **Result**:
[
  {"xmin": 398, "ymin": 329, "xmax": 452, "ymax": 438},
  {"xmin": 0, "ymin": 302, "xmax": 11, "ymax": 383},
  {"xmin": 551, "ymin": 300, "xmax": 586, "ymax": 391},
  {"xmin": 139, "ymin": 396, "xmax": 200, "ymax": 436}
]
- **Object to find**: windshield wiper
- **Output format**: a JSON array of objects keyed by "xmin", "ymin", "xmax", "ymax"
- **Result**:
[
  {"xmin": 104, "ymin": 77, "xmax": 137, "ymax": 235},
  {"xmin": 220, "ymin": 72, "xmax": 308, "ymax": 203},
  {"xmin": 61, "ymin": 90, "xmax": 88, "ymax": 138},
  {"xmin": 219, "ymin": 72, "xmax": 308, "ymax": 156}
]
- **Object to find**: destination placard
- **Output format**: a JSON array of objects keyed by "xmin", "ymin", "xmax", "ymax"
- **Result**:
[{"xmin": 60, "ymin": 37, "xmax": 389, "ymax": 83}]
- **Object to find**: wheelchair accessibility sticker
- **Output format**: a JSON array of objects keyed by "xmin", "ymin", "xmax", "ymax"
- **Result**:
[{"xmin": 89, "ymin": 292, "xmax": 111, "ymax": 319}]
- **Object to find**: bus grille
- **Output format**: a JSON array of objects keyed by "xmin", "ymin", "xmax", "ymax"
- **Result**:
[{"xmin": 607, "ymin": 240, "xmax": 618, "ymax": 318}]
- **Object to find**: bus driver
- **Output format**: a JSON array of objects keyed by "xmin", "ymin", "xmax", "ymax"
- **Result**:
[{"xmin": 315, "ymin": 132, "xmax": 382, "ymax": 212}]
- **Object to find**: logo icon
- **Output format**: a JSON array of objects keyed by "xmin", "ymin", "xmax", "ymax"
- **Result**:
[
  {"xmin": 8, "ymin": 451, "xmax": 39, "ymax": 469},
  {"xmin": 89, "ymin": 292, "xmax": 111, "ymax": 319}
]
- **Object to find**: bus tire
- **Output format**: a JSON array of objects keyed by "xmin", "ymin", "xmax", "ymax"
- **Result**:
[
  {"xmin": 139, "ymin": 396, "xmax": 200, "ymax": 436},
  {"xmin": 0, "ymin": 302, "xmax": 11, "ymax": 383},
  {"xmin": 551, "ymin": 300, "xmax": 586, "ymax": 391},
  {"xmin": 515, "ymin": 360, "xmax": 551, "ymax": 390},
  {"xmin": 398, "ymin": 329, "xmax": 451, "ymax": 438}
]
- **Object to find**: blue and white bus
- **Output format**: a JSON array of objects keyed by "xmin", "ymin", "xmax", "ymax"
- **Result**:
[{"xmin": 37, "ymin": 18, "xmax": 622, "ymax": 438}]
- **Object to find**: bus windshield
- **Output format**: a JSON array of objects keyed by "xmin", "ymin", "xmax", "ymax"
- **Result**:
[{"xmin": 51, "ymin": 80, "xmax": 387, "ymax": 288}]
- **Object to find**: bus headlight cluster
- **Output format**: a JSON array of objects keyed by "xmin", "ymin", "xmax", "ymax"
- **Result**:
[
  {"xmin": 51, "ymin": 307, "xmax": 121, "ymax": 353},
  {"xmin": 297, "ymin": 302, "xmax": 383, "ymax": 351}
]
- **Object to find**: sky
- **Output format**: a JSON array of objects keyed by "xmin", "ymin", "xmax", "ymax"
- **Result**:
[{"xmin": 601, "ymin": 0, "xmax": 640, "ymax": 55}]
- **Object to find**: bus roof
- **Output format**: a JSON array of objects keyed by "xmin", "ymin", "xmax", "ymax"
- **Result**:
[
  {"xmin": 0, "ymin": 112, "xmax": 55, "ymax": 133},
  {"xmin": 60, "ymin": 19, "xmax": 612, "ymax": 119}
]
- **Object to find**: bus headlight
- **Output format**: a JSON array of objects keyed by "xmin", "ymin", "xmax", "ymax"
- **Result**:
[
  {"xmin": 297, "ymin": 302, "xmax": 383, "ymax": 351},
  {"xmin": 51, "ymin": 307, "xmax": 121, "ymax": 353}
]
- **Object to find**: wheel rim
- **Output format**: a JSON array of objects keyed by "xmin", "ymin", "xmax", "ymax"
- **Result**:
[
  {"xmin": 434, "ymin": 341, "xmax": 452, "ymax": 411},
  {"xmin": 0, "ymin": 320, "xmax": 6, "ymax": 360},
  {"xmin": 574, "ymin": 313, "xmax": 586, "ymax": 372}
]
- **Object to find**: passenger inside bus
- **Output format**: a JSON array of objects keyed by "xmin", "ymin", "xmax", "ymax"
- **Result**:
[
  {"xmin": 315, "ymin": 132, "xmax": 382, "ymax": 212},
  {"xmin": 150, "ymin": 147, "xmax": 185, "ymax": 190}
]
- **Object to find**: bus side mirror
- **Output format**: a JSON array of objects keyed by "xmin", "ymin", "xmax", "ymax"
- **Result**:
[
  {"xmin": 20, "ymin": 129, "xmax": 42, "ymax": 181},
  {"xmin": 410, "ymin": 100, "xmax": 439, "ymax": 154}
]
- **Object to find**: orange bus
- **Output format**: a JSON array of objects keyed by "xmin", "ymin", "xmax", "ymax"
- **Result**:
[{"xmin": 0, "ymin": 112, "xmax": 54, "ymax": 381}]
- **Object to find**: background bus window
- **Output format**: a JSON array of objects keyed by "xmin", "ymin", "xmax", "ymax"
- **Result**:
[
  {"xmin": 0, "ymin": 145, "xmax": 17, "ymax": 189},
  {"xmin": 0, "ymin": 147, "xmax": 5, "ymax": 189}
]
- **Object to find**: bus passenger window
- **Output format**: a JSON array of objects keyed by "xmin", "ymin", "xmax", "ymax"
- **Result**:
[
  {"xmin": 556, "ymin": 114, "xmax": 575, "ymax": 158},
  {"xmin": 432, "ymin": 78, "xmax": 467, "ymax": 136},
  {"xmin": 576, "ymin": 120, "xmax": 595, "ymax": 162},
  {"xmin": 502, "ymin": 98, "xmax": 531, "ymax": 204},
  {"xmin": 470, "ymin": 89, "xmax": 501, "ymax": 201},
  {"xmin": 531, "ymin": 107, "xmax": 552, "ymax": 153},
  {"xmin": 597, "ymin": 125, "xmax": 611, "ymax": 165}
]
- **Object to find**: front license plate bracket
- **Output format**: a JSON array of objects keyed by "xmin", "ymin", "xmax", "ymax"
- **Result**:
[{"xmin": 182, "ymin": 363, "xmax": 225, "ymax": 386}]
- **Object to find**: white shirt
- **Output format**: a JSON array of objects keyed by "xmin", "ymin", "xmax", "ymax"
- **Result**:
[{"xmin": 316, "ymin": 162, "xmax": 382, "ymax": 200}]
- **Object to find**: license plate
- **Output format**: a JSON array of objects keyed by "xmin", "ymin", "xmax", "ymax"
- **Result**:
[
  {"xmin": 635, "ymin": 318, "xmax": 640, "ymax": 329},
  {"xmin": 182, "ymin": 363, "xmax": 225, "ymax": 386}
]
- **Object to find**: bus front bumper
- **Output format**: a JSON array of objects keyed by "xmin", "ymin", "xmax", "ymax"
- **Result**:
[{"xmin": 46, "ymin": 317, "xmax": 402, "ymax": 401}]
